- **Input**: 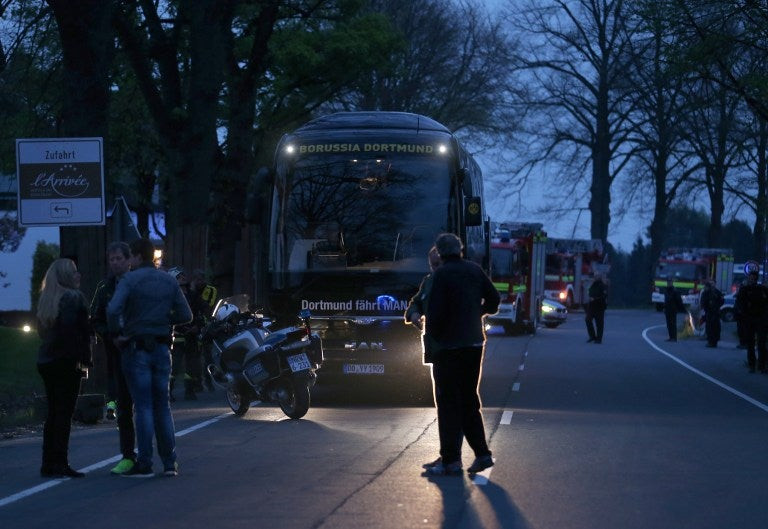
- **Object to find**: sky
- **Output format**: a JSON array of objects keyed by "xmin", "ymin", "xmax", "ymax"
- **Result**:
[{"xmin": 0, "ymin": 226, "xmax": 59, "ymax": 311}]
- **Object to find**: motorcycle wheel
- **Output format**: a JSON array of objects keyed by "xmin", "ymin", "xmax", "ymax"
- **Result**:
[
  {"xmin": 278, "ymin": 380, "xmax": 310, "ymax": 419},
  {"xmin": 226, "ymin": 385, "xmax": 250, "ymax": 416}
]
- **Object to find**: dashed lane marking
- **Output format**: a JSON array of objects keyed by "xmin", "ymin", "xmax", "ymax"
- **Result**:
[{"xmin": 500, "ymin": 410, "xmax": 514, "ymax": 425}]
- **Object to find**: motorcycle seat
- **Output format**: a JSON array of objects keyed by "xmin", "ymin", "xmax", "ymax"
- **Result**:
[{"xmin": 263, "ymin": 333, "xmax": 287, "ymax": 347}]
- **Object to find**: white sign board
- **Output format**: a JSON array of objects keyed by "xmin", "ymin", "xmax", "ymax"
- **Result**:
[{"xmin": 15, "ymin": 137, "xmax": 105, "ymax": 226}]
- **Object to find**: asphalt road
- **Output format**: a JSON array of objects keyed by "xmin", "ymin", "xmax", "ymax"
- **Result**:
[{"xmin": 1, "ymin": 309, "xmax": 767, "ymax": 529}]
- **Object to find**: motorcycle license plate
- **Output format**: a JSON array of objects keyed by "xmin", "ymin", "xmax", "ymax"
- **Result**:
[
  {"xmin": 342, "ymin": 363, "xmax": 385, "ymax": 375},
  {"xmin": 287, "ymin": 353, "xmax": 312, "ymax": 373}
]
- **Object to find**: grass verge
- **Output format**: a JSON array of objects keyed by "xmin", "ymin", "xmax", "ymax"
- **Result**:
[{"xmin": 0, "ymin": 326, "xmax": 45, "ymax": 428}]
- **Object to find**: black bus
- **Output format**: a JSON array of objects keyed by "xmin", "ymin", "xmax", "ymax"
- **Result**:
[{"xmin": 254, "ymin": 111, "xmax": 487, "ymax": 389}]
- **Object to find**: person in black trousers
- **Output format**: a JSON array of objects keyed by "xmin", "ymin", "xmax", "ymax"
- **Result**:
[
  {"xmin": 663, "ymin": 278, "xmax": 685, "ymax": 342},
  {"xmin": 90, "ymin": 241, "xmax": 137, "ymax": 475},
  {"xmin": 423, "ymin": 233, "xmax": 500, "ymax": 476},
  {"xmin": 585, "ymin": 274, "xmax": 607, "ymax": 344},
  {"xmin": 734, "ymin": 262, "xmax": 768, "ymax": 373},
  {"xmin": 36, "ymin": 258, "xmax": 92, "ymax": 478}
]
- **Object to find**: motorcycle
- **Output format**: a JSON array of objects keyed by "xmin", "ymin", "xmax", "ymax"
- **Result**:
[{"xmin": 201, "ymin": 295, "xmax": 323, "ymax": 419}]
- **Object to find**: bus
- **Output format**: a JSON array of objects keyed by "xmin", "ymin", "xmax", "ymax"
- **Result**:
[{"xmin": 252, "ymin": 111, "xmax": 488, "ymax": 390}]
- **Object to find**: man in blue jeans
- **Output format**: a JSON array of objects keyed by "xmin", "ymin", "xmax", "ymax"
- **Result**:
[{"xmin": 107, "ymin": 238, "xmax": 192, "ymax": 478}]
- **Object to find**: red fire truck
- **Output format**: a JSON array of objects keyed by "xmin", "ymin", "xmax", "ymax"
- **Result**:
[
  {"xmin": 486, "ymin": 222, "xmax": 548, "ymax": 334},
  {"xmin": 650, "ymin": 248, "xmax": 734, "ymax": 311},
  {"xmin": 544, "ymin": 238, "xmax": 608, "ymax": 309}
]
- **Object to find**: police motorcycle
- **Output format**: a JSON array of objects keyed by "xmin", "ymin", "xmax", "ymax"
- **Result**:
[{"xmin": 201, "ymin": 295, "xmax": 323, "ymax": 419}]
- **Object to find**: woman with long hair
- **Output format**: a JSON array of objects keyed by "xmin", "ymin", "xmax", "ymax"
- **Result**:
[{"xmin": 36, "ymin": 258, "xmax": 92, "ymax": 478}]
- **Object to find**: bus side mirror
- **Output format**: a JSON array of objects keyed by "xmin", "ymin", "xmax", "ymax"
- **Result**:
[
  {"xmin": 245, "ymin": 167, "xmax": 272, "ymax": 224},
  {"xmin": 465, "ymin": 196, "xmax": 482, "ymax": 226}
]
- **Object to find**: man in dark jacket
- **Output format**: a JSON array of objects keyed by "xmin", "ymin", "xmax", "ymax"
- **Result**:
[
  {"xmin": 423, "ymin": 233, "xmax": 500, "ymax": 476},
  {"xmin": 585, "ymin": 273, "xmax": 607, "ymax": 344},
  {"xmin": 699, "ymin": 279, "xmax": 724, "ymax": 348},
  {"xmin": 734, "ymin": 261, "xmax": 768, "ymax": 373},
  {"xmin": 663, "ymin": 278, "xmax": 685, "ymax": 342},
  {"xmin": 90, "ymin": 241, "xmax": 136, "ymax": 475}
]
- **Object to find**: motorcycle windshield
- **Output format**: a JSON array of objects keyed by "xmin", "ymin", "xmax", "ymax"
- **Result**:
[{"xmin": 211, "ymin": 294, "xmax": 250, "ymax": 319}]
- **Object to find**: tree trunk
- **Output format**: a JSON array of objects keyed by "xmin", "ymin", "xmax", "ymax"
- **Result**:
[{"xmin": 47, "ymin": 0, "xmax": 114, "ymax": 394}]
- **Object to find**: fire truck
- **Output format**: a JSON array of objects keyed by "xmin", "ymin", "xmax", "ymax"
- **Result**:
[
  {"xmin": 544, "ymin": 238, "xmax": 608, "ymax": 309},
  {"xmin": 485, "ymin": 222, "xmax": 547, "ymax": 335},
  {"xmin": 650, "ymin": 248, "xmax": 734, "ymax": 311}
]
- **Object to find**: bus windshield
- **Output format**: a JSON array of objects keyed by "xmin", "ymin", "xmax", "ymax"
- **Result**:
[{"xmin": 270, "ymin": 153, "xmax": 454, "ymax": 284}]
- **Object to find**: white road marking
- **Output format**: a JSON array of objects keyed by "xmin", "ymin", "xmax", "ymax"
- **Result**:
[
  {"xmin": 0, "ymin": 412, "xmax": 232, "ymax": 508},
  {"xmin": 500, "ymin": 410, "xmax": 514, "ymax": 425},
  {"xmin": 519, "ymin": 364, "xmax": 525, "ymax": 371},
  {"xmin": 472, "ymin": 467, "xmax": 493, "ymax": 485},
  {"xmin": 642, "ymin": 325, "xmax": 768, "ymax": 414},
  {"xmin": 512, "ymin": 382, "xmax": 521, "ymax": 392}
]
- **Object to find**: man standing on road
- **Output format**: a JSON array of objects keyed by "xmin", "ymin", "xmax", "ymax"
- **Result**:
[
  {"xmin": 699, "ymin": 279, "xmax": 724, "ymax": 348},
  {"xmin": 423, "ymin": 233, "xmax": 500, "ymax": 476},
  {"xmin": 663, "ymin": 278, "xmax": 685, "ymax": 342},
  {"xmin": 585, "ymin": 273, "xmax": 607, "ymax": 344},
  {"xmin": 90, "ymin": 241, "xmax": 136, "ymax": 475},
  {"xmin": 734, "ymin": 261, "xmax": 768, "ymax": 373},
  {"xmin": 107, "ymin": 238, "xmax": 192, "ymax": 478}
]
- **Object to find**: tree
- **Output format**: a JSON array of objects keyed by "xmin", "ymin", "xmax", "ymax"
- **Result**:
[
  {"xmin": 45, "ymin": 0, "xmax": 114, "ymax": 299},
  {"xmin": 339, "ymin": 0, "xmax": 515, "ymax": 137},
  {"xmin": 624, "ymin": 0, "xmax": 699, "ymax": 276},
  {"xmin": 502, "ymin": 0, "xmax": 638, "ymax": 243}
]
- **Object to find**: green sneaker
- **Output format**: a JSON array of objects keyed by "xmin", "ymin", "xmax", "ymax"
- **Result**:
[{"xmin": 110, "ymin": 458, "xmax": 135, "ymax": 475}]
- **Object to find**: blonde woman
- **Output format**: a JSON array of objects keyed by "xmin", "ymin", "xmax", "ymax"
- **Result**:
[{"xmin": 36, "ymin": 258, "xmax": 92, "ymax": 478}]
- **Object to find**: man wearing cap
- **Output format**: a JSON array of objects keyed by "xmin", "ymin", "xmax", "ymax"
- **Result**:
[{"xmin": 734, "ymin": 261, "xmax": 768, "ymax": 373}]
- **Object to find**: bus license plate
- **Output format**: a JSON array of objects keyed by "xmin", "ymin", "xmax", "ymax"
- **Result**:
[
  {"xmin": 343, "ymin": 363, "xmax": 385, "ymax": 375},
  {"xmin": 287, "ymin": 353, "xmax": 312, "ymax": 373}
]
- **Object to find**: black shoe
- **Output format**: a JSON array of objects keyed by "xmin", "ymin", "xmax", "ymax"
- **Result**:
[
  {"xmin": 749, "ymin": 366, "xmax": 756, "ymax": 373},
  {"xmin": 42, "ymin": 465, "xmax": 84, "ymax": 478},
  {"xmin": 586, "ymin": 338, "xmax": 595, "ymax": 343},
  {"xmin": 467, "ymin": 455, "xmax": 495, "ymax": 474},
  {"xmin": 665, "ymin": 338, "xmax": 677, "ymax": 342},
  {"xmin": 594, "ymin": 339, "xmax": 601, "ymax": 344},
  {"xmin": 422, "ymin": 457, "xmax": 443, "ymax": 469},
  {"xmin": 425, "ymin": 460, "xmax": 462, "ymax": 476},
  {"xmin": 705, "ymin": 343, "xmax": 716, "ymax": 348},
  {"xmin": 61, "ymin": 466, "xmax": 85, "ymax": 478},
  {"xmin": 121, "ymin": 465, "xmax": 154, "ymax": 478}
]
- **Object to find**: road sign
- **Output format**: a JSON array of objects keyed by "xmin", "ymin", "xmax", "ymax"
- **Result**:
[{"xmin": 15, "ymin": 137, "xmax": 105, "ymax": 227}]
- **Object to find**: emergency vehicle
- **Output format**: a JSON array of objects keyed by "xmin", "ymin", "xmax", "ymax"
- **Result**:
[
  {"xmin": 543, "ymin": 238, "xmax": 608, "ymax": 308},
  {"xmin": 650, "ymin": 248, "xmax": 734, "ymax": 311},
  {"xmin": 485, "ymin": 222, "xmax": 547, "ymax": 335}
]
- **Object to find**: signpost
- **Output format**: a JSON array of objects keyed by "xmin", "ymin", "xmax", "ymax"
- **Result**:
[{"xmin": 15, "ymin": 138, "xmax": 105, "ymax": 227}]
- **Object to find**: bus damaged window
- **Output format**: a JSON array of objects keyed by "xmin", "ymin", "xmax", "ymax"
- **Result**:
[{"xmin": 271, "ymin": 153, "xmax": 453, "ymax": 286}]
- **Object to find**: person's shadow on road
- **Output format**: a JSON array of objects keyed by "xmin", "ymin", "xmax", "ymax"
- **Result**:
[{"xmin": 423, "ymin": 473, "xmax": 533, "ymax": 528}]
